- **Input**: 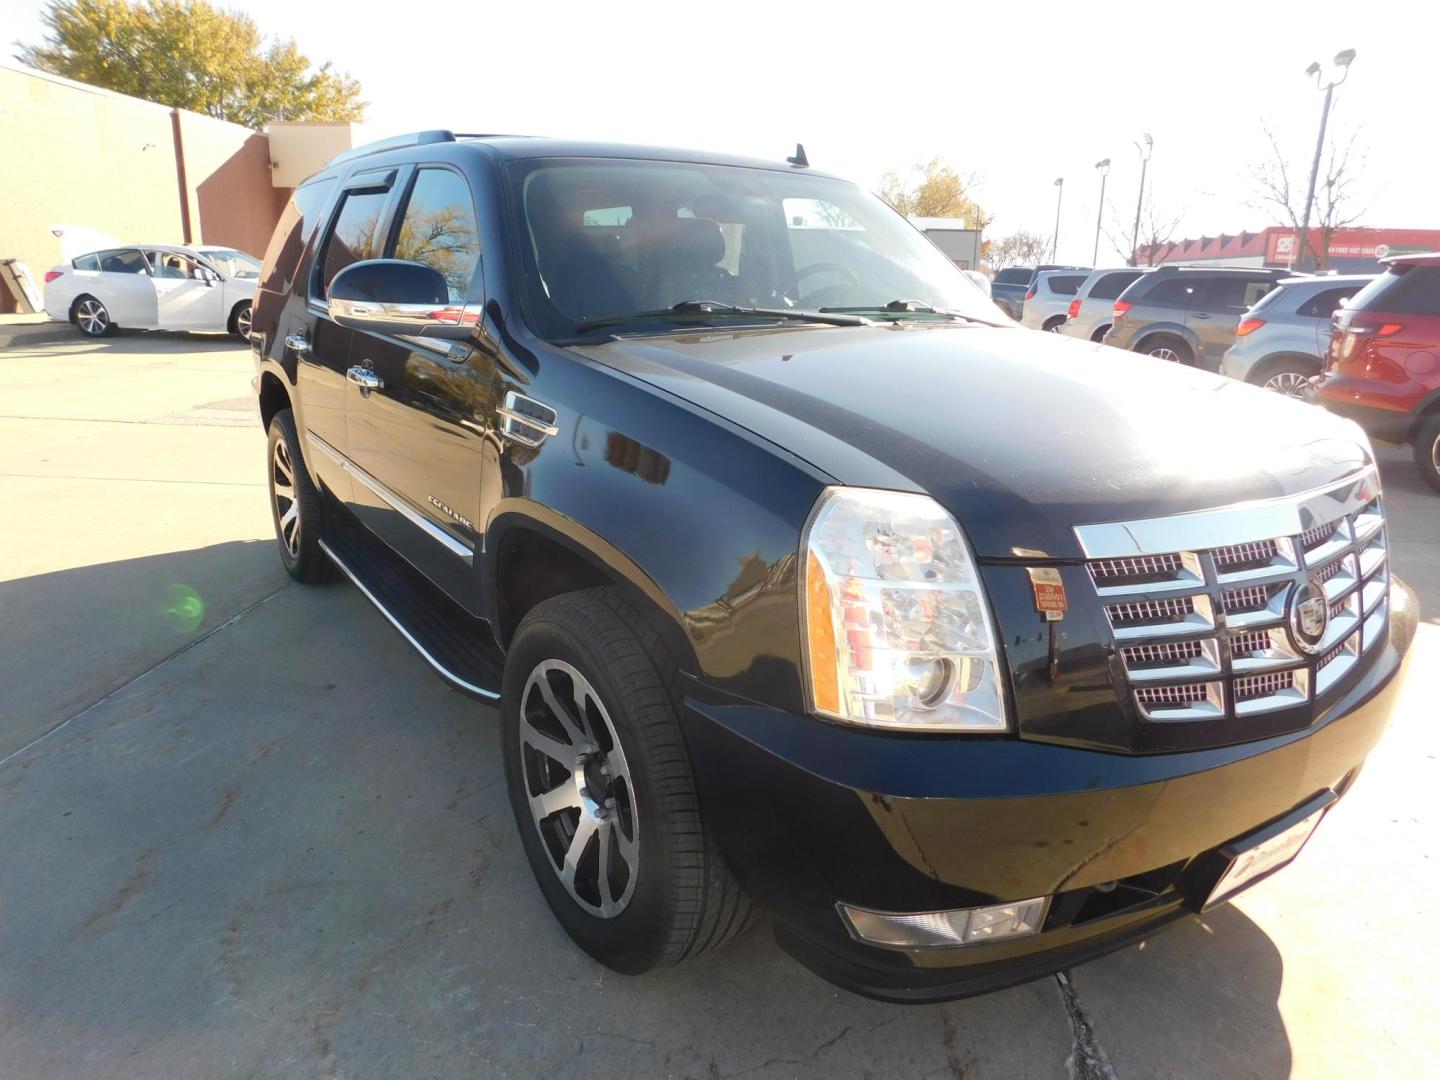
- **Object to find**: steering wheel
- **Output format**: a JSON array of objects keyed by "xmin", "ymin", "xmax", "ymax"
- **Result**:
[{"xmin": 796, "ymin": 262, "xmax": 860, "ymax": 289}]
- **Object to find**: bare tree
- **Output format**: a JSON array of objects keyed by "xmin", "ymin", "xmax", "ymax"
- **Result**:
[
  {"xmin": 1249, "ymin": 122, "xmax": 1366, "ymax": 270},
  {"xmin": 1102, "ymin": 198, "xmax": 1181, "ymax": 266},
  {"xmin": 988, "ymin": 231, "xmax": 1050, "ymax": 270}
]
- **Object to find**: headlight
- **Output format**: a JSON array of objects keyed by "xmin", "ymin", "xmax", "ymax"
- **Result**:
[{"xmin": 801, "ymin": 487, "xmax": 1007, "ymax": 732}]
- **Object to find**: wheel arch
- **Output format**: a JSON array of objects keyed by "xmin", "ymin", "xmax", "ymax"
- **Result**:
[
  {"xmin": 257, "ymin": 371, "xmax": 291, "ymax": 433},
  {"xmin": 1407, "ymin": 388, "xmax": 1440, "ymax": 441}
]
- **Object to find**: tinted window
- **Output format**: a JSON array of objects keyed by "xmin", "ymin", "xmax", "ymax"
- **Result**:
[
  {"xmin": 261, "ymin": 178, "xmax": 338, "ymax": 294},
  {"xmin": 994, "ymin": 267, "xmax": 1032, "ymax": 285},
  {"xmin": 317, "ymin": 188, "xmax": 389, "ymax": 298},
  {"xmin": 1142, "ymin": 277, "xmax": 1197, "ymax": 306},
  {"xmin": 72, "ymin": 253, "xmax": 100, "ymax": 271},
  {"xmin": 1347, "ymin": 264, "xmax": 1440, "ymax": 317},
  {"xmin": 1089, "ymin": 270, "xmax": 1142, "ymax": 300},
  {"xmin": 1047, "ymin": 274, "xmax": 1087, "ymax": 295},
  {"xmin": 1202, "ymin": 276, "xmax": 1276, "ymax": 312},
  {"xmin": 390, "ymin": 169, "xmax": 481, "ymax": 302},
  {"xmin": 1297, "ymin": 286, "xmax": 1361, "ymax": 319},
  {"xmin": 98, "ymin": 249, "xmax": 149, "ymax": 274}
]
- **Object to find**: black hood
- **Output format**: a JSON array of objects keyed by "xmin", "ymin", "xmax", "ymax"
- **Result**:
[{"xmin": 574, "ymin": 322, "xmax": 1372, "ymax": 559}]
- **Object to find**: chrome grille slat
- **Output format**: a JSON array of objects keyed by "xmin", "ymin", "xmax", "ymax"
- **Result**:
[{"xmin": 1076, "ymin": 470, "xmax": 1388, "ymax": 728}]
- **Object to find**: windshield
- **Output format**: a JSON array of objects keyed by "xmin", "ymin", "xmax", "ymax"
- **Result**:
[
  {"xmin": 508, "ymin": 159, "xmax": 1000, "ymax": 337},
  {"xmin": 202, "ymin": 248, "xmax": 261, "ymax": 279}
]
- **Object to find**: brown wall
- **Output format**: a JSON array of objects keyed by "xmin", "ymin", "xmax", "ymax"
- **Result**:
[{"xmin": 0, "ymin": 64, "xmax": 288, "ymax": 297}]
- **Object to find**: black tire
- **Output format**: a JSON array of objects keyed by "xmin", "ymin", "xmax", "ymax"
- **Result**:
[
  {"xmin": 502, "ymin": 587, "xmax": 756, "ymax": 974},
  {"xmin": 229, "ymin": 300, "xmax": 253, "ymax": 341},
  {"xmin": 265, "ymin": 409, "xmax": 339, "ymax": 583},
  {"xmin": 1042, "ymin": 316, "xmax": 1066, "ymax": 333},
  {"xmin": 1413, "ymin": 414, "xmax": 1440, "ymax": 495},
  {"xmin": 1251, "ymin": 356, "xmax": 1318, "ymax": 397},
  {"xmin": 72, "ymin": 295, "xmax": 115, "ymax": 337},
  {"xmin": 1090, "ymin": 323, "xmax": 1111, "ymax": 343},
  {"xmin": 1139, "ymin": 333, "xmax": 1192, "ymax": 365}
]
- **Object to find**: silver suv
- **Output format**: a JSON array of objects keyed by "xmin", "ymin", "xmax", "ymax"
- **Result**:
[
  {"xmin": 1020, "ymin": 269, "xmax": 1090, "ymax": 332},
  {"xmin": 1220, "ymin": 275, "xmax": 1373, "ymax": 395},
  {"xmin": 1060, "ymin": 268, "xmax": 1149, "ymax": 343}
]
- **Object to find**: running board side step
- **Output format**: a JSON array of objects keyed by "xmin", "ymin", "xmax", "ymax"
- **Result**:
[{"xmin": 319, "ymin": 530, "xmax": 504, "ymax": 701}]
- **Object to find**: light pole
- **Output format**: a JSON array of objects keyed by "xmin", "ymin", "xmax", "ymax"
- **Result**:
[
  {"xmin": 1129, "ymin": 133, "xmax": 1153, "ymax": 266},
  {"xmin": 1092, "ymin": 158, "xmax": 1110, "ymax": 265},
  {"xmin": 1051, "ymin": 178, "xmax": 1064, "ymax": 261},
  {"xmin": 1296, "ymin": 48, "xmax": 1356, "ymax": 273}
]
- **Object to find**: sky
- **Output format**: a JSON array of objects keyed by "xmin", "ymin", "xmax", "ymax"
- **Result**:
[{"xmin": 5, "ymin": 0, "xmax": 1438, "ymax": 265}]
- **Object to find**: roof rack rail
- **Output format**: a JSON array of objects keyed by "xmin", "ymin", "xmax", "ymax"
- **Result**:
[{"xmin": 326, "ymin": 130, "xmax": 456, "ymax": 167}]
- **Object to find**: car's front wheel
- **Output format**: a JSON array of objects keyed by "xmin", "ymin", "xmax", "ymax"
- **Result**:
[
  {"xmin": 73, "ymin": 295, "xmax": 114, "ymax": 337},
  {"xmin": 266, "ymin": 409, "xmax": 338, "ymax": 583},
  {"xmin": 229, "ymin": 300, "xmax": 253, "ymax": 341},
  {"xmin": 502, "ymin": 588, "xmax": 756, "ymax": 974},
  {"xmin": 1413, "ymin": 414, "xmax": 1440, "ymax": 495}
]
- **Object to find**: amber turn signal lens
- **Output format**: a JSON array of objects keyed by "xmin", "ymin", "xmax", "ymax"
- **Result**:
[{"xmin": 805, "ymin": 551, "xmax": 840, "ymax": 715}]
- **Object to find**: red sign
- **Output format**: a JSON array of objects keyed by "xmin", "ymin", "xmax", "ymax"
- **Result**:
[{"xmin": 1028, "ymin": 568, "xmax": 1068, "ymax": 622}]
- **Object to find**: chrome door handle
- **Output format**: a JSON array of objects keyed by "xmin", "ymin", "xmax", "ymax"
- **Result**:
[
  {"xmin": 285, "ymin": 334, "xmax": 311, "ymax": 353},
  {"xmin": 346, "ymin": 366, "xmax": 384, "ymax": 391}
]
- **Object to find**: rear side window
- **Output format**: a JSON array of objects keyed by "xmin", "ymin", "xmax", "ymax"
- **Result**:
[
  {"xmin": 98, "ymin": 249, "xmax": 149, "ymax": 274},
  {"xmin": 1047, "ymin": 274, "xmax": 1087, "ymax": 295},
  {"xmin": 1347, "ymin": 265, "xmax": 1440, "ymax": 316},
  {"xmin": 259, "ymin": 178, "xmax": 336, "ymax": 294},
  {"xmin": 994, "ymin": 267, "xmax": 1031, "ymax": 285},
  {"xmin": 1202, "ymin": 276, "xmax": 1275, "ymax": 313},
  {"xmin": 1089, "ymin": 270, "xmax": 1142, "ymax": 300},
  {"xmin": 72, "ymin": 253, "xmax": 100, "ymax": 271},
  {"xmin": 316, "ymin": 188, "xmax": 390, "ymax": 298},
  {"xmin": 1297, "ymin": 286, "xmax": 1361, "ymax": 319},
  {"xmin": 1141, "ymin": 277, "xmax": 1197, "ymax": 307},
  {"xmin": 390, "ymin": 168, "xmax": 481, "ymax": 302}
]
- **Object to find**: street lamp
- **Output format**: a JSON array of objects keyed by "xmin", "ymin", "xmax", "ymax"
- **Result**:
[
  {"xmin": 1296, "ymin": 48, "xmax": 1356, "ymax": 273},
  {"xmin": 1130, "ymin": 133, "xmax": 1153, "ymax": 266},
  {"xmin": 1051, "ymin": 177, "xmax": 1064, "ymax": 262},
  {"xmin": 1093, "ymin": 158, "xmax": 1111, "ymax": 265}
]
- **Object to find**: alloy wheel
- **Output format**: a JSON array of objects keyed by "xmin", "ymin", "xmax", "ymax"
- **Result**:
[
  {"xmin": 1149, "ymin": 346, "xmax": 1180, "ymax": 362},
  {"xmin": 519, "ymin": 659, "xmax": 639, "ymax": 918},
  {"xmin": 1263, "ymin": 371, "xmax": 1310, "ymax": 397},
  {"xmin": 271, "ymin": 438, "xmax": 300, "ymax": 557},
  {"xmin": 76, "ymin": 299, "xmax": 108, "ymax": 336},
  {"xmin": 1432, "ymin": 433, "xmax": 1440, "ymax": 474},
  {"xmin": 236, "ymin": 304, "xmax": 252, "ymax": 339}
]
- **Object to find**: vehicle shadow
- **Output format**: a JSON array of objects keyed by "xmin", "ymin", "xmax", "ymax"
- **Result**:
[
  {"xmin": 0, "ymin": 540, "xmax": 1296, "ymax": 1079},
  {"xmin": 10, "ymin": 327, "xmax": 248, "ymax": 352}
]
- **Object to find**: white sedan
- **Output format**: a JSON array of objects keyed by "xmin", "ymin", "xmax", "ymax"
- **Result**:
[{"xmin": 42, "ymin": 244, "xmax": 260, "ymax": 339}]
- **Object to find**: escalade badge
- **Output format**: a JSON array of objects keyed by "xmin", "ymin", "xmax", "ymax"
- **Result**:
[{"xmin": 1288, "ymin": 581, "xmax": 1329, "ymax": 654}]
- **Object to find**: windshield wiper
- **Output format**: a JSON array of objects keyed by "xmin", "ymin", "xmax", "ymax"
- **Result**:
[
  {"xmin": 573, "ymin": 300, "xmax": 870, "ymax": 334},
  {"xmin": 820, "ymin": 300, "xmax": 987, "ymax": 322}
]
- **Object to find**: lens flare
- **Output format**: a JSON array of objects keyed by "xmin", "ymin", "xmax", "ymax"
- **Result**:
[{"xmin": 164, "ymin": 584, "xmax": 206, "ymax": 632}]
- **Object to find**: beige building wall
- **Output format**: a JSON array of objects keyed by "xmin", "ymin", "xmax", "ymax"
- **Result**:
[{"xmin": 0, "ymin": 63, "xmax": 309, "ymax": 309}]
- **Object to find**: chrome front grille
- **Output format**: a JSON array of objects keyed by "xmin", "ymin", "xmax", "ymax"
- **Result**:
[{"xmin": 1076, "ymin": 470, "xmax": 1389, "ymax": 724}]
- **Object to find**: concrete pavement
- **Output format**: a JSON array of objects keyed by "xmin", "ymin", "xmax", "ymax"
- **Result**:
[{"xmin": 1, "ymin": 332, "xmax": 1437, "ymax": 1078}]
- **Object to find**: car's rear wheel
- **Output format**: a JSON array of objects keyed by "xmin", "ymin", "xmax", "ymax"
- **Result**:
[
  {"xmin": 502, "ymin": 587, "xmax": 756, "ymax": 974},
  {"xmin": 1413, "ymin": 414, "xmax": 1440, "ymax": 495},
  {"xmin": 266, "ymin": 409, "xmax": 339, "ymax": 583},
  {"xmin": 1043, "ymin": 316, "xmax": 1066, "ymax": 333},
  {"xmin": 229, "ymin": 300, "xmax": 253, "ymax": 341},
  {"xmin": 1254, "ymin": 357, "xmax": 1317, "ymax": 397},
  {"xmin": 1090, "ymin": 324, "xmax": 1111, "ymax": 343},
  {"xmin": 73, "ymin": 295, "xmax": 113, "ymax": 337},
  {"xmin": 1141, "ymin": 334, "xmax": 1192, "ymax": 365}
]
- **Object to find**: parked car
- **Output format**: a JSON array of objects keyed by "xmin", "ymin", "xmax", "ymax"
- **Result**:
[
  {"xmin": 250, "ymin": 129, "xmax": 1413, "ymax": 1003},
  {"xmin": 1019, "ymin": 269, "xmax": 1091, "ymax": 332},
  {"xmin": 1060, "ymin": 267, "xmax": 1149, "ymax": 343},
  {"xmin": 42, "ymin": 243, "xmax": 256, "ymax": 339},
  {"xmin": 1103, "ymin": 266, "xmax": 1290, "ymax": 368},
  {"xmin": 1221, "ymin": 275, "xmax": 1372, "ymax": 395},
  {"xmin": 989, "ymin": 263, "xmax": 1086, "ymax": 320},
  {"xmin": 1314, "ymin": 253, "xmax": 1440, "ymax": 491}
]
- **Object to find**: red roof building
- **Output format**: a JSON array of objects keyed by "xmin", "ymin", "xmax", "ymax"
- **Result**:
[{"xmin": 1137, "ymin": 226, "xmax": 1440, "ymax": 273}]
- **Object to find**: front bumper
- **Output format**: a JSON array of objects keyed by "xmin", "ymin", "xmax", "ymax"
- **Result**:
[{"xmin": 680, "ymin": 580, "xmax": 1416, "ymax": 1003}]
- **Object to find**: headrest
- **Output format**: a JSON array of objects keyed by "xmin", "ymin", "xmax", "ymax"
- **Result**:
[{"xmin": 654, "ymin": 216, "xmax": 725, "ymax": 268}]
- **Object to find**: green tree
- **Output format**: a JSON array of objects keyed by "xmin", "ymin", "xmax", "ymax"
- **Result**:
[
  {"xmin": 15, "ymin": 0, "xmax": 364, "ymax": 129},
  {"xmin": 879, "ymin": 157, "xmax": 991, "ymax": 229}
]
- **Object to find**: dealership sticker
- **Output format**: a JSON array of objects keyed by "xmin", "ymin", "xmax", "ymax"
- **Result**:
[{"xmin": 1028, "ymin": 568, "xmax": 1068, "ymax": 621}]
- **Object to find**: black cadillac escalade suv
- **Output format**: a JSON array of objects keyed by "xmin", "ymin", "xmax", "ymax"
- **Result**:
[{"xmin": 249, "ymin": 130, "xmax": 1415, "ymax": 1002}]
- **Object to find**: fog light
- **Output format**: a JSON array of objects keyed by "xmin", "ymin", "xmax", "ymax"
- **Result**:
[{"xmin": 839, "ymin": 897, "xmax": 1050, "ymax": 950}]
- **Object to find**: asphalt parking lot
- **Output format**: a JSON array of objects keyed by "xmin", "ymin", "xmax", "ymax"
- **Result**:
[{"xmin": 1, "ymin": 331, "xmax": 1437, "ymax": 1079}]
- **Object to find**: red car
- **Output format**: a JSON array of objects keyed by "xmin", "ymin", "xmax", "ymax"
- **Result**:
[{"xmin": 1316, "ymin": 252, "xmax": 1440, "ymax": 492}]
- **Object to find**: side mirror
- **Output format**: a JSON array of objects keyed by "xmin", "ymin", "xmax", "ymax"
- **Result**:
[
  {"xmin": 328, "ymin": 259, "xmax": 477, "ymax": 341},
  {"xmin": 961, "ymin": 269, "xmax": 991, "ymax": 298}
]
